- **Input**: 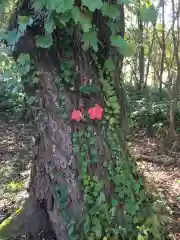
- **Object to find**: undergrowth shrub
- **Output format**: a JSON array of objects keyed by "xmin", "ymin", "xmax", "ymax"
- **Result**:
[{"xmin": 126, "ymin": 85, "xmax": 180, "ymax": 135}]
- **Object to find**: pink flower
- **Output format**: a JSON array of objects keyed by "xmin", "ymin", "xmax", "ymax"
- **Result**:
[
  {"xmin": 88, "ymin": 104, "xmax": 103, "ymax": 120},
  {"xmin": 71, "ymin": 110, "xmax": 83, "ymax": 122}
]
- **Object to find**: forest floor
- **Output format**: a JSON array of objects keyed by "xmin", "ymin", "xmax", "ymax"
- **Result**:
[{"xmin": 0, "ymin": 120, "xmax": 179, "ymax": 239}]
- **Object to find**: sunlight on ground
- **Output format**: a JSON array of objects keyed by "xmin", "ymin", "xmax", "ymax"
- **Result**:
[{"xmin": 0, "ymin": 121, "xmax": 33, "ymax": 222}]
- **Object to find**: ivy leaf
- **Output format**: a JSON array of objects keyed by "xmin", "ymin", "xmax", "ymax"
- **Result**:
[
  {"xmin": 18, "ymin": 23, "xmax": 27, "ymax": 34},
  {"xmin": 92, "ymin": 218, "xmax": 102, "ymax": 238},
  {"xmin": 117, "ymin": 43, "xmax": 135, "ymax": 57},
  {"xmin": 79, "ymin": 84, "xmax": 100, "ymax": 93},
  {"xmin": 18, "ymin": 15, "xmax": 33, "ymax": 27},
  {"xmin": 83, "ymin": 217, "xmax": 90, "ymax": 233},
  {"xmin": 3, "ymin": 71, "xmax": 12, "ymax": 79},
  {"xmin": 33, "ymin": 0, "xmax": 46, "ymax": 10},
  {"xmin": 0, "ymin": 3, "xmax": 5, "ymax": 15},
  {"xmin": 82, "ymin": 0, "xmax": 103, "ymax": 12},
  {"xmin": 134, "ymin": 183, "xmax": 140, "ymax": 193},
  {"xmin": 101, "ymin": 3, "xmax": 120, "ymax": 20},
  {"xmin": 0, "ymin": 31, "xmax": 7, "ymax": 41},
  {"xmin": 68, "ymin": 224, "xmax": 74, "ymax": 235},
  {"xmin": 36, "ymin": 34, "xmax": 53, "ymax": 48},
  {"xmin": 137, "ymin": 234, "xmax": 146, "ymax": 240},
  {"xmin": 54, "ymin": 12, "xmax": 71, "ymax": 26},
  {"xmin": 71, "ymin": 7, "xmax": 92, "ymax": 32},
  {"xmin": 117, "ymin": 0, "xmax": 131, "ymax": 4},
  {"xmin": 112, "ymin": 198, "xmax": 118, "ymax": 206},
  {"xmin": 55, "ymin": 0, "xmax": 74, "ymax": 13},
  {"xmin": 18, "ymin": 53, "xmax": 31, "ymax": 65},
  {"xmin": 140, "ymin": 5, "xmax": 157, "ymax": 25},
  {"xmin": 111, "ymin": 35, "xmax": 135, "ymax": 57},
  {"xmin": 6, "ymin": 30, "xmax": 18, "ymax": 45},
  {"xmin": 82, "ymin": 31, "xmax": 98, "ymax": 52},
  {"xmin": 111, "ymin": 35, "xmax": 125, "ymax": 48},
  {"xmin": 125, "ymin": 200, "xmax": 137, "ymax": 215},
  {"xmin": 18, "ymin": 16, "xmax": 29, "ymax": 24},
  {"xmin": 45, "ymin": 17, "xmax": 55, "ymax": 34},
  {"xmin": 18, "ymin": 64, "xmax": 31, "ymax": 76},
  {"xmin": 104, "ymin": 58, "xmax": 116, "ymax": 72},
  {"xmin": 96, "ymin": 192, "xmax": 106, "ymax": 204}
]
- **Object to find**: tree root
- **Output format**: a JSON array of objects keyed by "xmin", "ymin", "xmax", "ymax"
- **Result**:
[{"xmin": 0, "ymin": 195, "xmax": 56, "ymax": 239}]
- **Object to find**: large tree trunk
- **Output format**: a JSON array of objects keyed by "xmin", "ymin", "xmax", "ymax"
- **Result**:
[{"xmin": 29, "ymin": 60, "xmax": 83, "ymax": 240}]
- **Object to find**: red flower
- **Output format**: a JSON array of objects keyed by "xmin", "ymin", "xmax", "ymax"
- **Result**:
[
  {"xmin": 71, "ymin": 110, "xmax": 83, "ymax": 122},
  {"xmin": 88, "ymin": 104, "xmax": 103, "ymax": 120}
]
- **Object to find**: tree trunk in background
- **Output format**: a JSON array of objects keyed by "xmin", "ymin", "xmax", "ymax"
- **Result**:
[
  {"xmin": 159, "ymin": 2, "xmax": 165, "ymax": 93},
  {"xmin": 138, "ymin": 17, "xmax": 144, "ymax": 90},
  {"xmin": 145, "ymin": 27, "xmax": 155, "ymax": 87},
  {"xmin": 168, "ymin": 72, "xmax": 180, "ymax": 142},
  {"xmin": 168, "ymin": 0, "xmax": 180, "ymax": 142}
]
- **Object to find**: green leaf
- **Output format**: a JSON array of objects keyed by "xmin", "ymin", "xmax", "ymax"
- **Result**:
[
  {"xmin": 18, "ymin": 23, "xmax": 27, "ymax": 34},
  {"xmin": 94, "ymin": 182, "xmax": 103, "ymax": 193},
  {"xmin": 68, "ymin": 224, "xmax": 74, "ymax": 235},
  {"xmin": 109, "ymin": 20, "xmax": 122, "ymax": 35},
  {"xmin": 53, "ymin": 12, "xmax": 71, "ymax": 26},
  {"xmin": 3, "ymin": 71, "xmax": 12, "ymax": 79},
  {"xmin": 117, "ymin": 0, "xmax": 131, "ymax": 5},
  {"xmin": 82, "ymin": 31, "xmax": 98, "ymax": 52},
  {"xmin": 134, "ymin": 183, "xmax": 140, "ymax": 192},
  {"xmin": 36, "ymin": 34, "xmax": 53, "ymax": 48},
  {"xmin": 125, "ymin": 200, "xmax": 136, "ymax": 215},
  {"xmin": 84, "ymin": 193, "xmax": 94, "ymax": 204},
  {"xmin": 46, "ymin": 0, "xmax": 74, "ymax": 13},
  {"xmin": 18, "ymin": 64, "xmax": 31, "ymax": 76},
  {"xmin": 138, "ymin": 234, "xmax": 147, "ymax": 240},
  {"xmin": 97, "ymin": 192, "xmax": 106, "ymax": 203},
  {"xmin": 18, "ymin": 16, "xmax": 29, "ymax": 24},
  {"xmin": 82, "ymin": 0, "xmax": 103, "ymax": 12},
  {"xmin": 0, "ymin": 31, "xmax": 7, "ymax": 41},
  {"xmin": 18, "ymin": 54, "xmax": 31, "ymax": 65},
  {"xmin": 112, "ymin": 198, "xmax": 118, "ymax": 206},
  {"xmin": 111, "ymin": 35, "xmax": 135, "ymax": 57},
  {"xmin": 79, "ymin": 84, "xmax": 100, "ymax": 93},
  {"xmin": 92, "ymin": 218, "xmax": 102, "ymax": 238},
  {"xmin": 56, "ymin": 0, "xmax": 74, "ymax": 13},
  {"xmin": 71, "ymin": 7, "xmax": 92, "ymax": 32},
  {"xmin": 140, "ymin": 5, "xmax": 157, "ymax": 25},
  {"xmin": 83, "ymin": 217, "xmax": 90, "ymax": 233},
  {"xmin": 6, "ymin": 30, "xmax": 18, "ymax": 45},
  {"xmin": 18, "ymin": 15, "xmax": 33, "ymax": 26},
  {"xmin": 33, "ymin": 0, "xmax": 46, "ymax": 10},
  {"xmin": 45, "ymin": 17, "xmax": 55, "ymax": 34},
  {"xmin": 111, "ymin": 35, "xmax": 125, "ymax": 48},
  {"xmin": 104, "ymin": 58, "xmax": 116, "ymax": 71},
  {"xmin": 101, "ymin": 3, "xmax": 120, "ymax": 20}
]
